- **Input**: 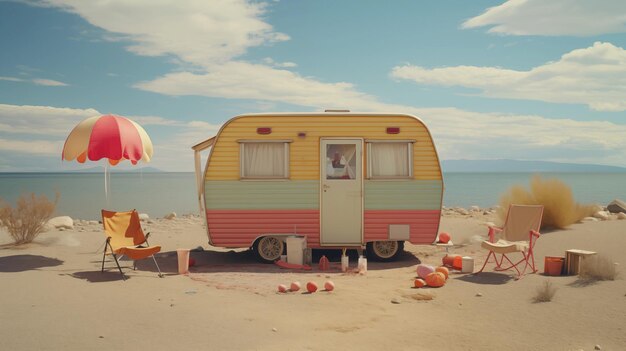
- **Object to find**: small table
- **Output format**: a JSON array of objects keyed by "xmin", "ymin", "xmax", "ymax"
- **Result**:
[
  {"xmin": 565, "ymin": 249, "xmax": 597, "ymax": 275},
  {"xmin": 434, "ymin": 241, "xmax": 454, "ymax": 253}
]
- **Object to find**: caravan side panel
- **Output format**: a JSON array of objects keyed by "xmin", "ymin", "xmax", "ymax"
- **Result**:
[{"xmin": 203, "ymin": 114, "xmax": 443, "ymax": 247}]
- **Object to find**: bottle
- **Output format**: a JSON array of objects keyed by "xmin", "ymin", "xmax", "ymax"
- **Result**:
[
  {"xmin": 341, "ymin": 254, "xmax": 349, "ymax": 272},
  {"xmin": 358, "ymin": 255, "xmax": 367, "ymax": 274},
  {"xmin": 318, "ymin": 255, "xmax": 329, "ymax": 270}
]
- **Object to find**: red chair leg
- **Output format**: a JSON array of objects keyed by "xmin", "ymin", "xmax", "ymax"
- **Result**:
[{"xmin": 476, "ymin": 251, "xmax": 496, "ymax": 274}]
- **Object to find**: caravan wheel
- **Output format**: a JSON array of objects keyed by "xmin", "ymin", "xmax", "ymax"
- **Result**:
[
  {"xmin": 253, "ymin": 236, "xmax": 284, "ymax": 263},
  {"xmin": 366, "ymin": 241, "xmax": 404, "ymax": 262}
]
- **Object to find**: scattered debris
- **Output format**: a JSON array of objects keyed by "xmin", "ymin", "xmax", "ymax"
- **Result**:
[{"xmin": 403, "ymin": 293, "xmax": 434, "ymax": 301}]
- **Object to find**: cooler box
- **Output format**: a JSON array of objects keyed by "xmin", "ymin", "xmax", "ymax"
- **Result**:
[{"xmin": 286, "ymin": 236, "xmax": 307, "ymax": 265}]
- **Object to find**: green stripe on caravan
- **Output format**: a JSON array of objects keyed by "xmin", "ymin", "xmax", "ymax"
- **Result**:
[
  {"xmin": 205, "ymin": 180, "xmax": 319, "ymax": 210},
  {"xmin": 364, "ymin": 180, "xmax": 442, "ymax": 210},
  {"xmin": 204, "ymin": 180, "xmax": 442, "ymax": 210}
]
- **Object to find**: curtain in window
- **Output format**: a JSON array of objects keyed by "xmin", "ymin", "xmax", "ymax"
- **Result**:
[
  {"xmin": 370, "ymin": 143, "xmax": 409, "ymax": 177},
  {"xmin": 243, "ymin": 143, "xmax": 285, "ymax": 177}
]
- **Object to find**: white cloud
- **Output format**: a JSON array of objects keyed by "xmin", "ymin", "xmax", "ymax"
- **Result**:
[
  {"xmin": 263, "ymin": 57, "xmax": 297, "ymax": 68},
  {"xmin": 0, "ymin": 138, "xmax": 61, "ymax": 155},
  {"xmin": 391, "ymin": 42, "xmax": 626, "ymax": 111},
  {"xmin": 0, "ymin": 76, "xmax": 68, "ymax": 86},
  {"xmin": 0, "ymin": 104, "xmax": 100, "ymax": 136},
  {"xmin": 32, "ymin": 78, "xmax": 68, "ymax": 86},
  {"xmin": 463, "ymin": 0, "xmax": 626, "ymax": 36},
  {"xmin": 0, "ymin": 76, "xmax": 25, "ymax": 82},
  {"xmin": 41, "ymin": 0, "xmax": 289, "ymax": 67},
  {"xmin": 125, "ymin": 115, "xmax": 180, "ymax": 127},
  {"xmin": 2, "ymin": 102, "xmax": 626, "ymax": 170},
  {"xmin": 0, "ymin": 103, "xmax": 223, "ymax": 171},
  {"xmin": 9, "ymin": 1, "xmax": 625, "ymax": 170},
  {"xmin": 415, "ymin": 107, "xmax": 626, "ymax": 164},
  {"xmin": 136, "ymin": 61, "xmax": 389, "ymax": 111}
]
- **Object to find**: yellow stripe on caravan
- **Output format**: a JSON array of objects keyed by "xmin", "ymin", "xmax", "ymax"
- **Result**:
[{"xmin": 205, "ymin": 114, "xmax": 442, "ymax": 181}]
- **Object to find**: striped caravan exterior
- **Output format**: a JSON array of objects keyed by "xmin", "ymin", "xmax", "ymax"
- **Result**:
[{"xmin": 196, "ymin": 113, "xmax": 443, "ymax": 250}]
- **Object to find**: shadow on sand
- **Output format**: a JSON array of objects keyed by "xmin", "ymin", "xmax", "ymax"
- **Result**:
[
  {"xmin": 69, "ymin": 270, "xmax": 131, "ymax": 283},
  {"xmin": 135, "ymin": 247, "xmax": 421, "ymax": 275},
  {"xmin": 455, "ymin": 272, "xmax": 514, "ymax": 285},
  {"xmin": 0, "ymin": 254, "xmax": 63, "ymax": 273}
]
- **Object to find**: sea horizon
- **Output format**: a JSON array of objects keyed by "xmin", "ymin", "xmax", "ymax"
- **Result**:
[{"xmin": 1, "ymin": 171, "xmax": 623, "ymax": 220}]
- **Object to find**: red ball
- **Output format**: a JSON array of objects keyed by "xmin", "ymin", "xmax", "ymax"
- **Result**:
[
  {"xmin": 438, "ymin": 232, "xmax": 451, "ymax": 244},
  {"xmin": 188, "ymin": 258, "xmax": 196, "ymax": 267},
  {"xmin": 306, "ymin": 281, "xmax": 318, "ymax": 293}
]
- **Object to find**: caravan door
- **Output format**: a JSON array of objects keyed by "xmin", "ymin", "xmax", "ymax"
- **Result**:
[{"xmin": 320, "ymin": 139, "xmax": 363, "ymax": 245}]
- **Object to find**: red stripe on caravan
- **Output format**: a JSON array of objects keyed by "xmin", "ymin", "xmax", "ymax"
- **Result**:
[
  {"xmin": 206, "ymin": 210, "xmax": 320, "ymax": 248},
  {"xmin": 364, "ymin": 210, "xmax": 441, "ymax": 244}
]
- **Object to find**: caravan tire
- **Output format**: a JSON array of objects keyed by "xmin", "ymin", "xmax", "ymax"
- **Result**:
[
  {"xmin": 366, "ymin": 241, "xmax": 404, "ymax": 262},
  {"xmin": 253, "ymin": 236, "xmax": 284, "ymax": 263}
]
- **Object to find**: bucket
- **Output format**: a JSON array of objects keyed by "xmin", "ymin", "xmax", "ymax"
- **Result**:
[
  {"xmin": 461, "ymin": 256, "xmax": 474, "ymax": 273},
  {"xmin": 286, "ymin": 236, "xmax": 306, "ymax": 265},
  {"xmin": 544, "ymin": 256, "xmax": 564, "ymax": 276},
  {"xmin": 176, "ymin": 248, "xmax": 190, "ymax": 274},
  {"xmin": 442, "ymin": 254, "xmax": 463, "ymax": 270}
]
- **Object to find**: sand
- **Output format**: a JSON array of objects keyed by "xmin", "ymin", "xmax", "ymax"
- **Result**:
[{"xmin": 1, "ymin": 212, "xmax": 625, "ymax": 351}]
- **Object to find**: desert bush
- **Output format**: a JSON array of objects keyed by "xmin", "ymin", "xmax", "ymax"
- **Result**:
[
  {"xmin": 579, "ymin": 255, "xmax": 618, "ymax": 281},
  {"xmin": 0, "ymin": 192, "xmax": 59, "ymax": 245},
  {"xmin": 533, "ymin": 280, "xmax": 557, "ymax": 303},
  {"xmin": 497, "ymin": 175, "xmax": 595, "ymax": 229}
]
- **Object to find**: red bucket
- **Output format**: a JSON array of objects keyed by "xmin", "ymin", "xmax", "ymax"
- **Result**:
[
  {"xmin": 544, "ymin": 256, "xmax": 564, "ymax": 276},
  {"xmin": 442, "ymin": 254, "xmax": 463, "ymax": 270}
]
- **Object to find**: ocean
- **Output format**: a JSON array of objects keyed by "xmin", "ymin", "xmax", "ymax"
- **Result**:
[{"xmin": 0, "ymin": 172, "xmax": 623, "ymax": 220}]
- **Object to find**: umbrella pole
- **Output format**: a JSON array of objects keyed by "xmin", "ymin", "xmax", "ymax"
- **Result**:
[{"xmin": 105, "ymin": 162, "xmax": 110, "ymax": 208}]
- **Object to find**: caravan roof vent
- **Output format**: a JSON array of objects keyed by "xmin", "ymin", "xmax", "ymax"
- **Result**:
[{"xmin": 324, "ymin": 109, "xmax": 350, "ymax": 113}]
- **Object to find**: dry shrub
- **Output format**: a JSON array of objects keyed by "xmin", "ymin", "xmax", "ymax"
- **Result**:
[
  {"xmin": 533, "ymin": 280, "xmax": 557, "ymax": 303},
  {"xmin": 0, "ymin": 192, "xmax": 59, "ymax": 245},
  {"xmin": 498, "ymin": 175, "xmax": 595, "ymax": 229},
  {"xmin": 579, "ymin": 255, "xmax": 618, "ymax": 281}
]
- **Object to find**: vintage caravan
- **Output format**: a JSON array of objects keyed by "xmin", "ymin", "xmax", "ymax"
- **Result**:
[{"xmin": 192, "ymin": 112, "xmax": 443, "ymax": 262}]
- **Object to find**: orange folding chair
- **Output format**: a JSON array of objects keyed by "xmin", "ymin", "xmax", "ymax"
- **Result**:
[
  {"xmin": 101, "ymin": 209, "xmax": 162, "ymax": 280},
  {"xmin": 476, "ymin": 204, "xmax": 543, "ymax": 279}
]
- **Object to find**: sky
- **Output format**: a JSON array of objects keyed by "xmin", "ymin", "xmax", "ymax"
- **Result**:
[{"xmin": 0, "ymin": 0, "xmax": 625, "ymax": 172}]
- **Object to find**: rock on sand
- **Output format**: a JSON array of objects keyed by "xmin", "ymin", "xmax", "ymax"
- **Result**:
[
  {"xmin": 607, "ymin": 199, "xmax": 626, "ymax": 214},
  {"xmin": 45, "ymin": 216, "xmax": 74, "ymax": 231}
]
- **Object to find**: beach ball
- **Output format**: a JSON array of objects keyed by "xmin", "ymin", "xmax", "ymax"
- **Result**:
[
  {"xmin": 306, "ymin": 281, "xmax": 318, "ymax": 293},
  {"xmin": 414, "ymin": 278, "xmax": 427, "ymax": 288},
  {"xmin": 324, "ymin": 281, "xmax": 335, "ymax": 292},
  {"xmin": 416, "ymin": 264, "xmax": 435, "ymax": 279},
  {"xmin": 290, "ymin": 281, "xmax": 301, "ymax": 292},
  {"xmin": 438, "ymin": 232, "xmax": 451, "ymax": 244},
  {"xmin": 425, "ymin": 272, "xmax": 446, "ymax": 288},
  {"xmin": 277, "ymin": 284, "xmax": 288, "ymax": 293},
  {"xmin": 435, "ymin": 266, "xmax": 449, "ymax": 280}
]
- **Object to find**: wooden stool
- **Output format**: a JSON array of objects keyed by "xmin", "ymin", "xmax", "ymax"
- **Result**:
[{"xmin": 565, "ymin": 249, "xmax": 597, "ymax": 275}]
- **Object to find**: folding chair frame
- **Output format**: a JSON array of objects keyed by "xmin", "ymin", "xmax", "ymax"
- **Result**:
[
  {"xmin": 101, "ymin": 222, "xmax": 163, "ymax": 280},
  {"xmin": 476, "ymin": 227, "xmax": 540, "ymax": 279}
]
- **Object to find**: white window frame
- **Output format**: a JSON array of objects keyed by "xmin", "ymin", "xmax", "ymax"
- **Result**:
[
  {"xmin": 366, "ymin": 140, "xmax": 414, "ymax": 180},
  {"xmin": 238, "ymin": 139, "xmax": 291, "ymax": 180}
]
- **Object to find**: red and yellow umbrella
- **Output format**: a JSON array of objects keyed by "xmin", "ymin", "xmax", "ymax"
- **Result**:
[
  {"xmin": 62, "ymin": 114, "xmax": 153, "ymax": 203},
  {"xmin": 62, "ymin": 114, "xmax": 153, "ymax": 165}
]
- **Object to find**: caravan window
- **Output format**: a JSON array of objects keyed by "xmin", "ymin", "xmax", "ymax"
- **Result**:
[
  {"xmin": 240, "ymin": 141, "xmax": 290, "ymax": 179},
  {"xmin": 367, "ymin": 141, "xmax": 413, "ymax": 179}
]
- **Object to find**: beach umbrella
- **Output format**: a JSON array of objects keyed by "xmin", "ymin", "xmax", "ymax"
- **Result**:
[{"xmin": 62, "ymin": 114, "xmax": 153, "ymax": 201}]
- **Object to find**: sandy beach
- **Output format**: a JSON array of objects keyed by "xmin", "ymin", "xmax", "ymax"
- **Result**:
[{"xmin": 1, "ymin": 211, "xmax": 624, "ymax": 351}]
